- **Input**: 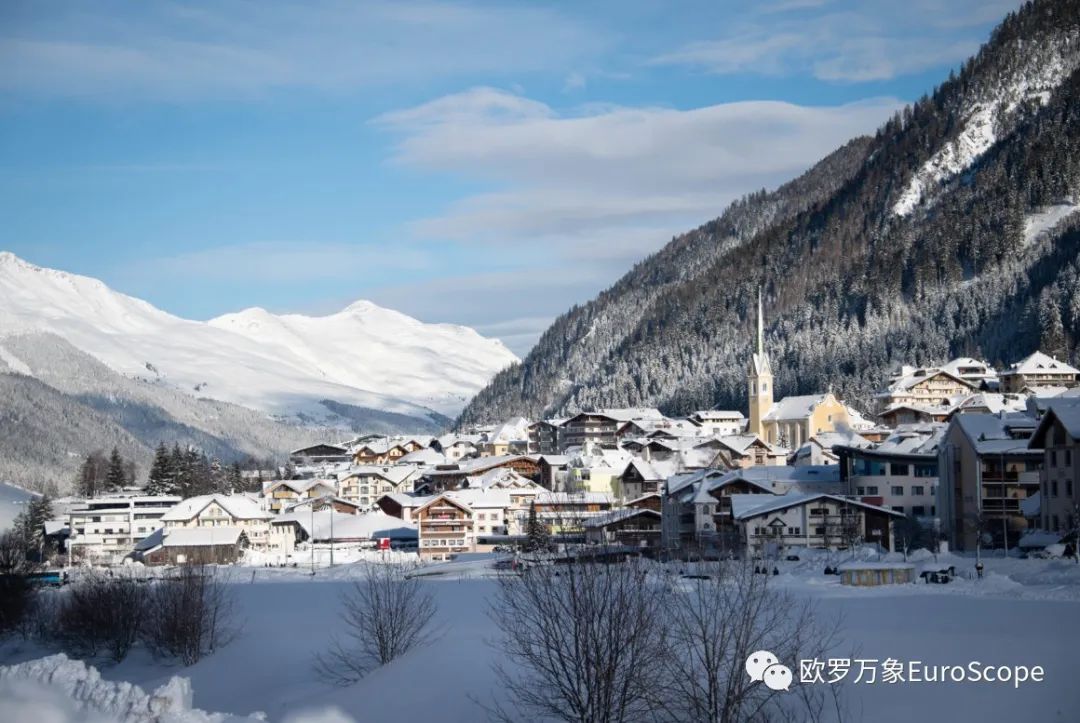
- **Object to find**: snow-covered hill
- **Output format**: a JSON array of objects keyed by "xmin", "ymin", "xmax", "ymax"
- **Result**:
[{"xmin": 0, "ymin": 252, "xmax": 517, "ymax": 422}]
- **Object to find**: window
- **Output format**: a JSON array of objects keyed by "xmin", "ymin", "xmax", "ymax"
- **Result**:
[
  {"xmin": 810, "ymin": 507, "xmax": 829, "ymax": 516},
  {"xmin": 1052, "ymin": 515, "xmax": 1060, "ymax": 532},
  {"xmin": 891, "ymin": 486, "xmax": 904, "ymax": 497},
  {"xmin": 890, "ymin": 463, "xmax": 910, "ymax": 476},
  {"xmin": 1067, "ymin": 450, "xmax": 1073, "ymax": 467},
  {"xmin": 931, "ymin": 506, "xmax": 936, "ymax": 516},
  {"xmin": 912, "ymin": 506, "xmax": 925, "ymax": 516},
  {"xmin": 856, "ymin": 487, "xmax": 865, "ymax": 495},
  {"xmin": 914, "ymin": 464, "xmax": 938, "ymax": 478},
  {"xmin": 1069, "ymin": 480, "xmax": 1074, "ymax": 497},
  {"xmin": 912, "ymin": 486, "xmax": 925, "ymax": 497},
  {"xmin": 892, "ymin": 506, "xmax": 904, "ymax": 514},
  {"xmin": 787, "ymin": 526, "xmax": 801, "ymax": 535},
  {"xmin": 814, "ymin": 526, "xmax": 825, "ymax": 536},
  {"xmin": 1052, "ymin": 481, "xmax": 1059, "ymax": 497},
  {"xmin": 853, "ymin": 459, "xmax": 888, "ymax": 476},
  {"xmin": 1051, "ymin": 450, "xmax": 1057, "ymax": 467},
  {"xmin": 865, "ymin": 486, "xmax": 879, "ymax": 495},
  {"xmin": 930, "ymin": 486, "xmax": 937, "ymax": 497}
]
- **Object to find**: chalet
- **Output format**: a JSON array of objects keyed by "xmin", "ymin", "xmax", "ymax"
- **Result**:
[
  {"xmin": 418, "ymin": 455, "xmax": 540, "ymax": 492},
  {"xmin": 376, "ymin": 492, "xmax": 431, "ymax": 523},
  {"xmin": 874, "ymin": 368, "xmax": 975, "ymax": 414},
  {"xmin": 537, "ymin": 454, "xmax": 569, "ymax": 490},
  {"xmin": 352, "ymin": 441, "xmax": 411, "ymax": 466},
  {"xmin": 584, "ymin": 508, "xmax": 662, "ymax": 551},
  {"xmin": 134, "ymin": 526, "xmax": 247, "ymax": 565},
  {"xmin": 415, "ymin": 493, "xmax": 476, "ymax": 561},
  {"xmin": 532, "ymin": 491, "xmax": 615, "ymax": 534},
  {"xmin": 528, "ymin": 420, "xmax": 562, "ymax": 455},
  {"xmin": 730, "ymin": 492, "xmax": 902, "ymax": 555},
  {"xmin": 559, "ymin": 408, "xmax": 666, "ymax": 450},
  {"xmin": 339, "ymin": 466, "xmax": 421, "ymax": 508},
  {"xmin": 662, "ymin": 465, "xmax": 841, "ymax": 554},
  {"xmin": 1000, "ymin": 351, "xmax": 1079, "ymax": 394},
  {"xmin": 688, "ymin": 410, "xmax": 746, "ymax": 436},
  {"xmin": 877, "ymin": 403, "xmax": 951, "ymax": 427},
  {"xmin": 262, "ymin": 479, "xmax": 337, "ymax": 514},
  {"xmin": 288, "ymin": 444, "xmax": 351, "ymax": 466},
  {"xmin": 161, "ymin": 494, "xmax": 293, "ymax": 558}
]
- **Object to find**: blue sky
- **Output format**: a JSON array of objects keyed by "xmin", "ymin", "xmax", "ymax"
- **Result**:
[{"xmin": 0, "ymin": 0, "xmax": 1024, "ymax": 355}]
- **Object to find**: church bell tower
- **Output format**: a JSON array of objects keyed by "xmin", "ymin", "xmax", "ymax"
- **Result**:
[{"xmin": 748, "ymin": 287, "xmax": 773, "ymax": 440}]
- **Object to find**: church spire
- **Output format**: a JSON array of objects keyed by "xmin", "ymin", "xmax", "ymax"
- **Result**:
[{"xmin": 757, "ymin": 286, "xmax": 764, "ymax": 357}]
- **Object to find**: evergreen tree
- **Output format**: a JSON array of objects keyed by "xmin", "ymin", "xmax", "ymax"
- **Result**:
[
  {"xmin": 76, "ymin": 451, "xmax": 108, "ymax": 498},
  {"xmin": 146, "ymin": 442, "xmax": 174, "ymax": 496},
  {"xmin": 105, "ymin": 447, "xmax": 127, "ymax": 493},
  {"xmin": 227, "ymin": 461, "xmax": 244, "ymax": 493},
  {"xmin": 524, "ymin": 502, "xmax": 550, "ymax": 553}
]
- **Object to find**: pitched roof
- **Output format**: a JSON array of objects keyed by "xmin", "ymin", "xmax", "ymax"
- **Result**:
[
  {"xmin": 729, "ymin": 492, "xmax": 904, "ymax": 520},
  {"xmin": 275, "ymin": 510, "xmax": 417, "ymax": 541},
  {"xmin": 1029, "ymin": 400, "xmax": 1080, "ymax": 448},
  {"xmin": 1002, "ymin": 351, "xmax": 1080, "ymax": 376},
  {"xmin": 763, "ymin": 394, "xmax": 832, "ymax": 422},
  {"xmin": 136, "ymin": 526, "xmax": 245, "ymax": 550},
  {"xmin": 582, "ymin": 508, "xmax": 661, "ymax": 529},
  {"xmin": 161, "ymin": 494, "xmax": 269, "ymax": 522}
]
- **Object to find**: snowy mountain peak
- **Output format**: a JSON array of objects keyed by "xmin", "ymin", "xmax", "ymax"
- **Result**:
[{"xmin": 0, "ymin": 252, "xmax": 518, "ymax": 422}]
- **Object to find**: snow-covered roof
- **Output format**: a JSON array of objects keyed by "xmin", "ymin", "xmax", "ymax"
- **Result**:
[
  {"xmin": 343, "ymin": 465, "xmax": 420, "ymax": 484},
  {"xmin": 1019, "ymin": 491, "xmax": 1041, "ymax": 518},
  {"xmin": 465, "ymin": 467, "xmax": 541, "ymax": 490},
  {"xmin": 951, "ymin": 412, "xmax": 1040, "ymax": 455},
  {"xmin": 137, "ymin": 526, "xmax": 245, "ymax": 551},
  {"xmin": 274, "ymin": 510, "xmax": 417, "ymax": 541},
  {"xmin": 425, "ymin": 454, "xmax": 533, "ymax": 476},
  {"xmin": 533, "ymin": 491, "xmax": 614, "ymax": 505},
  {"xmin": 161, "ymin": 494, "xmax": 270, "ymax": 522},
  {"xmin": 486, "ymin": 417, "xmax": 531, "ymax": 443},
  {"xmin": 763, "ymin": 394, "xmax": 835, "ymax": 422},
  {"xmin": 691, "ymin": 410, "xmax": 745, "ymax": 421},
  {"xmin": 1002, "ymin": 351, "xmax": 1080, "ymax": 376},
  {"xmin": 729, "ymin": 492, "xmax": 903, "ymax": 520},
  {"xmin": 263, "ymin": 478, "xmax": 336, "ymax": 496},
  {"xmin": 397, "ymin": 448, "xmax": 447, "ymax": 466},
  {"xmin": 582, "ymin": 508, "xmax": 660, "ymax": 529},
  {"xmin": 378, "ymin": 492, "xmax": 432, "ymax": 509}
]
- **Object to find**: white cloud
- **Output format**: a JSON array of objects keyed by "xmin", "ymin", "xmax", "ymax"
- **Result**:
[
  {"xmin": 367, "ymin": 87, "xmax": 902, "ymax": 352},
  {"xmin": 377, "ymin": 88, "xmax": 902, "ymax": 246},
  {"xmin": 650, "ymin": 0, "xmax": 1024, "ymax": 82},
  {"xmin": 0, "ymin": 1, "xmax": 606, "ymax": 99}
]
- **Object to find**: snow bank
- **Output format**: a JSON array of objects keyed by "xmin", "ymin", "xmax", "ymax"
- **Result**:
[{"xmin": 0, "ymin": 654, "xmax": 354, "ymax": 723}]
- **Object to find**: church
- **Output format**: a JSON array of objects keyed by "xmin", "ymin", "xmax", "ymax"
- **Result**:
[{"xmin": 746, "ymin": 290, "xmax": 860, "ymax": 449}]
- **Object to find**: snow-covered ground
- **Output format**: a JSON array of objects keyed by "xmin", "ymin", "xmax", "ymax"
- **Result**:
[{"xmin": 2, "ymin": 552, "xmax": 1077, "ymax": 722}]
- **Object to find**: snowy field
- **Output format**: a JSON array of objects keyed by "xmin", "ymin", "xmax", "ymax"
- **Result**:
[{"xmin": 2, "ymin": 552, "xmax": 1078, "ymax": 722}]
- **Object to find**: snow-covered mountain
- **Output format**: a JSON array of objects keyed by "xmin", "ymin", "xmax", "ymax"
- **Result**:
[{"xmin": 0, "ymin": 252, "xmax": 517, "ymax": 423}]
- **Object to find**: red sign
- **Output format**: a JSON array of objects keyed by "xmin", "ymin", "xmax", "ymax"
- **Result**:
[{"xmin": 377, "ymin": 537, "xmax": 391, "ymax": 551}]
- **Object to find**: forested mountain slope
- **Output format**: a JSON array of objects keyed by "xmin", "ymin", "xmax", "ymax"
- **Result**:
[{"xmin": 459, "ymin": 0, "xmax": 1080, "ymax": 425}]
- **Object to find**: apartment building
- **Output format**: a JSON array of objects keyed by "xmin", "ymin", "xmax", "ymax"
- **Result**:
[{"xmin": 67, "ymin": 494, "xmax": 181, "ymax": 565}]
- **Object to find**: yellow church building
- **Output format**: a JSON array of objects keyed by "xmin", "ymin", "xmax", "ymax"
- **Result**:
[{"xmin": 747, "ymin": 290, "xmax": 856, "ymax": 449}]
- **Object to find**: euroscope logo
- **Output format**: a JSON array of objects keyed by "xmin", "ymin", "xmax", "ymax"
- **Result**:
[
  {"xmin": 745, "ymin": 650, "xmax": 793, "ymax": 691},
  {"xmin": 747, "ymin": 653, "xmax": 1046, "ymax": 691}
]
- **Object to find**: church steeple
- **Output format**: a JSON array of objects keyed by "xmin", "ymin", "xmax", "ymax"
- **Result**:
[{"xmin": 748, "ymin": 286, "xmax": 773, "ymax": 440}]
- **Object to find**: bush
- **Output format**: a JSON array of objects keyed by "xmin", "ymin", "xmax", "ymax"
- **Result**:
[
  {"xmin": 0, "ymin": 531, "xmax": 37, "ymax": 637},
  {"xmin": 315, "ymin": 563, "xmax": 437, "ymax": 684},
  {"xmin": 55, "ymin": 571, "xmax": 149, "ymax": 662},
  {"xmin": 143, "ymin": 565, "xmax": 237, "ymax": 665}
]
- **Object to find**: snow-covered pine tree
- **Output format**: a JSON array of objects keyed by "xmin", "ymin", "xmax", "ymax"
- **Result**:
[
  {"xmin": 146, "ymin": 442, "xmax": 174, "ymax": 496},
  {"xmin": 105, "ymin": 447, "xmax": 127, "ymax": 493}
]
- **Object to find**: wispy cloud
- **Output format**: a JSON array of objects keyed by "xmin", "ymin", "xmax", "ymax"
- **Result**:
[
  {"xmin": 650, "ymin": 0, "xmax": 1024, "ymax": 82},
  {"xmin": 377, "ymin": 87, "xmax": 902, "ymax": 246},
  {"xmin": 0, "ymin": 1, "xmax": 605, "ymax": 99}
]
